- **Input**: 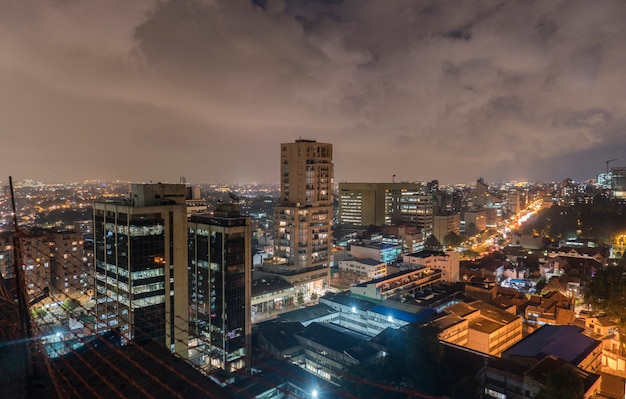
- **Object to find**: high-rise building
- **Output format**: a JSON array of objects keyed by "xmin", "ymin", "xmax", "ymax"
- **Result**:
[
  {"xmin": 48, "ymin": 229, "xmax": 86, "ymax": 296},
  {"xmin": 18, "ymin": 229, "xmax": 51, "ymax": 298},
  {"xmin": 473, "ymin": 178, "xmax": 490, "ymax": 207},
  {"xmin": 611, "ymin": 167, "xmax": 626, "ymax": 199},
  {"xmin": 338, "ymin": 182, "xmax": 433, "ymax": 234},
  {"xmin": 188, "ymin": 203, "xmax": 251, "ymax": 373},
  {"xmin": 433, "ymin": 213, "xmax": 461, "ymax": 243},
  {"xmin": 265, "ymin": 139, "xmax": 333, "ymax": 295},
  {"xmin": 93, "ymin": 183, "xmax": 189, "ymax": 358}
]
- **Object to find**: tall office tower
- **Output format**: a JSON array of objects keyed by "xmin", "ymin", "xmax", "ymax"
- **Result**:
[
  {"xmin": 93, "ymin": 183, "xmax": 189, "ymax": 358},
  {"xmin": 188, "ymin": 203, "xmax": 251, "ymax": 373},
  {"xmin": 267, "ymin": 139, "xmax": 333, "ymax": 294},
  {"xmin": 473, "ymin": 178, "xmax": 490, "ymax": 207},
  {"xmin": 338, "ymin": 182, "xmax": 433, "ymax": 234},
  {"xmin": 611, "ymin": 167, "xmax": 626, "ymax": 199}
]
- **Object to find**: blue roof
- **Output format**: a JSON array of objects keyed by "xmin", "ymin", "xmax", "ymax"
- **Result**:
[
  {"xmin": 503, "ymin": 325, "xmax": 601, "ymax": 365},
  {"xmin": 369, "ymin": 305, "xmax": 437, "ymax": 323}
]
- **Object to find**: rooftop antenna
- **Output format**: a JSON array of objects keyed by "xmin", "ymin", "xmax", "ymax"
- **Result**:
[
  {"xmin": 605, "ymin": 159, "xmax": 617, "ymax": 173},
  {"xmin": 392, "ymin": 174, "xmax": 396, "ymax": 183}
]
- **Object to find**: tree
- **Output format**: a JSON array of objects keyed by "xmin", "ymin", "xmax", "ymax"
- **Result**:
[
  {"xmin": 536, "ymin": 364, "xmax": 584, "ymax": 399},
  {"xmin": 310, "ymin": 292, "xmax": 318, "ymax": 301},
  {"xmin": 296, "ymin": 292, "xmax": 305, "ymax": 306},
  {"xmin": 61, "ymin": 298, "xmax": 80, "ymax": 313},
  {"xmin": 465, "ymin": 222, "xmax": 478, "ymax": 236},
  {"xmin": 534, "ymin": 277, "xmax": 547, "ymax": 294},
  {"xmin": 32, "ymin": 307, "xmax": 47, "ymax": 319},
  {"xmin": 443, "ymin": 231, "xmax": 463, "ymax": 248},
  {"xmin": 461, "ymin": 250, "xmax": 479, "ymax": 260},
  {"xmin": 584, "ymin": 265, "xmax": 626, "ymax": 355},
  {"xmin": 424, "ymin": 235, "xmax": 443, "ymax": 251}
]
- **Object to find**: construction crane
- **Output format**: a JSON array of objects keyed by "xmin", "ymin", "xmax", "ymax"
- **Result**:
[{"xmin": 605, "ymin": 158, "xmax": 617, "ymax": 173}]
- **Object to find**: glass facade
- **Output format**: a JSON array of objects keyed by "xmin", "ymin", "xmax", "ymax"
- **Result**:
[
  {"xmin": 94, "ymin": 208, "xmax": 168, "ymax": 345},
  {"xmin": 188, "ymin": 212, "xmax": 250, "ymax": 373}
]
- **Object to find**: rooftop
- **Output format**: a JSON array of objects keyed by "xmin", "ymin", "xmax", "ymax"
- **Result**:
[
  {"xmin": 275, "ymin": 303, "xmax": 337, "ymax": 324},
  {"xmin": 345, "ymin": 258, "xmax": 386, "ymax": 266},
  {"xmin": 503, "ymin": 325, "xmax": 601, "ymax": 366},
  {"xmin": 296, "ymin": 322, "xmax": 371, "ymax": 353},
  {"xmin": 405, "ymin": 250, "xmax": 447, "ymax": 258},
  {"xmin": 369, "ymin": 305, "xmax": 437, "ymax": 324},
  {"xmin": 469, "ymin": 316, "xmax": 505, "ymax": 334},
  {"xmin": 319, "ymin": 292, "xmax": 378, "ymax": 311},
  {"xmin": 252, "ymin": 276, "xmax": 294, "ymax": 297}
]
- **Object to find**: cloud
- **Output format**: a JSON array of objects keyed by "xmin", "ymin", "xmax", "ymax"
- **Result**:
[{"xmin": 1, "ymin": 0, "xmax": 625, "ymax": 184}]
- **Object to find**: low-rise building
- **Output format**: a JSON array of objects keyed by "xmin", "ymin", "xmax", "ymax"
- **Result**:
[
  {"xmin": 525, "ymin": 291, "xmax": 574, "ymax": 328},
  {"xmin": 338, "ymin": 258, "xmax": 386, "ymax": 280},
  {"xmin": 349, "ymin": 267, "xmax": 442, "ymax": 302},
  {"xmin": 402, "ymin": 249, "xmax": 460, "ymax": 283},
  {"xmin": 445, "ymin": 300, "xmax": 523, "ymax": 356},
  {"xmin": 502, "ymin": 325, "xmax": 602, "ymax": 373},
  {"xmin": 295, "ymin": 322, "xmax": 383, "ymax": 385},
  {"xmin": 251, "ymin": 275, "xmax": 296, "ymax": 315},
  {"xmin": 349, "ymin": 242, "xmax": 402, "ymax": 265}
]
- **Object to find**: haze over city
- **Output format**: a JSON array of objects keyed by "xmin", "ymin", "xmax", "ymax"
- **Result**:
[{"xmin": 2, "ymin": 0, "xmax": 625, "ymax": 184}]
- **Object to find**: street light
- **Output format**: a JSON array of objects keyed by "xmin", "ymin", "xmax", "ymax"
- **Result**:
[{"xmin": 311, "ymin": 388, "xmax": 318, "ymax": 398}]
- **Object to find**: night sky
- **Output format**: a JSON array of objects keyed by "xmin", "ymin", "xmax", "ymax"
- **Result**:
[{"xmin": 2, "ymin": 0, "xmax": 625, "ymax": 184}]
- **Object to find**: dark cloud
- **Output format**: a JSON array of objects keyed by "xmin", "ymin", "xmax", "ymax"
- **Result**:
[{"xmin": 1, "ymin": 0, "xmax": 625, "ymax": 184}]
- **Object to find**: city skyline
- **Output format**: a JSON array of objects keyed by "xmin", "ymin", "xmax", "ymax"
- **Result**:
[{"xmin": 2, "ymin": 0, "xmax": 626, "ymax": 184}]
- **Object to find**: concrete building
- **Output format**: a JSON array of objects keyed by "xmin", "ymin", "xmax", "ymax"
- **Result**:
[
  {"xmin": 0, "ymin": 228, "xmax": 87, "ymax": 299},
  {"xmin": 485, "ymin": 207, "xmax": 502, "ymax": 228},
  {"xmin": 338, "ymin": 182, "xmax": 433, "ymax": 234},
  {"xmin": 432, "ymin": 213, "xmax": 461, "ymax": 244},
  {"xmin": 265, "ymin": 140, "xmax": 333, "ymax": 296},
  {"xmin": 445, "ymin": 300, "xmax": 523, "ymax": 356},
  {"xmin": 93, "ymin": 183, "xmax": 189, "ymax": 358},
  {"xmin": 251, "ymin": 275, "xmax": 296, "ymax": 314},
  {"xmin": 402, "ymin": 249, "xmax": 460, "ymax": 283},
  {"xmin": 349, "ymin": 242, "xmax": 402, "ymax": 265},
  {"xmin": 0, "ymin": 232, "xmax": 13, "ymax": 282},
  {"xmin": 473, "ymin": 178, "xmax": 490, "ymax": 207},
  {"xmin": 338, "ymin": 258, "xmax": 387, "ymax": 280},
  {"xmin": 502, "ymin": 325, "xmax": 602, "ymax": 373},
  {"xmin": 462, "ymin": 208, "xmax": 487, "ymax": 234},
  {"xmin": 295, "ymin": 322, "xmax": 382, "ymax": 385},
  {"xmin": 349, "ymin": 267, "xmax": 442, "ymax": 302},
  {"xmin": 187, "ymin": 203, "xmax": 251, "ymax": 372},
  {"xmin": 20, "ymin": 229, "xmax": 52, "ymax": 298},
  {"xmin": 525, "ymin": 291, "xmax": 575, "ymax": 328},
  {"xmin": 611, "ymin": 167, "xmax": 626, "ymax": 199},
  {"xmin": 49, "ymin": 229, "xmax": 87, "ymax": 296}
]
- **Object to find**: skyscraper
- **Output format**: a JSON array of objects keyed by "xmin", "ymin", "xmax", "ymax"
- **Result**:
[
  {"xmin": 265, "ymin": 139, "xmax": 333, "ymax": 295},
  {"xmin": 187, "ymin": 203, "xmax": 251, "ymax": 373},
  {"xmin": 338, "ymin": 182, "xmax": 433, "ymax": 235},
  {"xmin": 93, "ymin": 183, "xmax": 189, "ymax": 358}
]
